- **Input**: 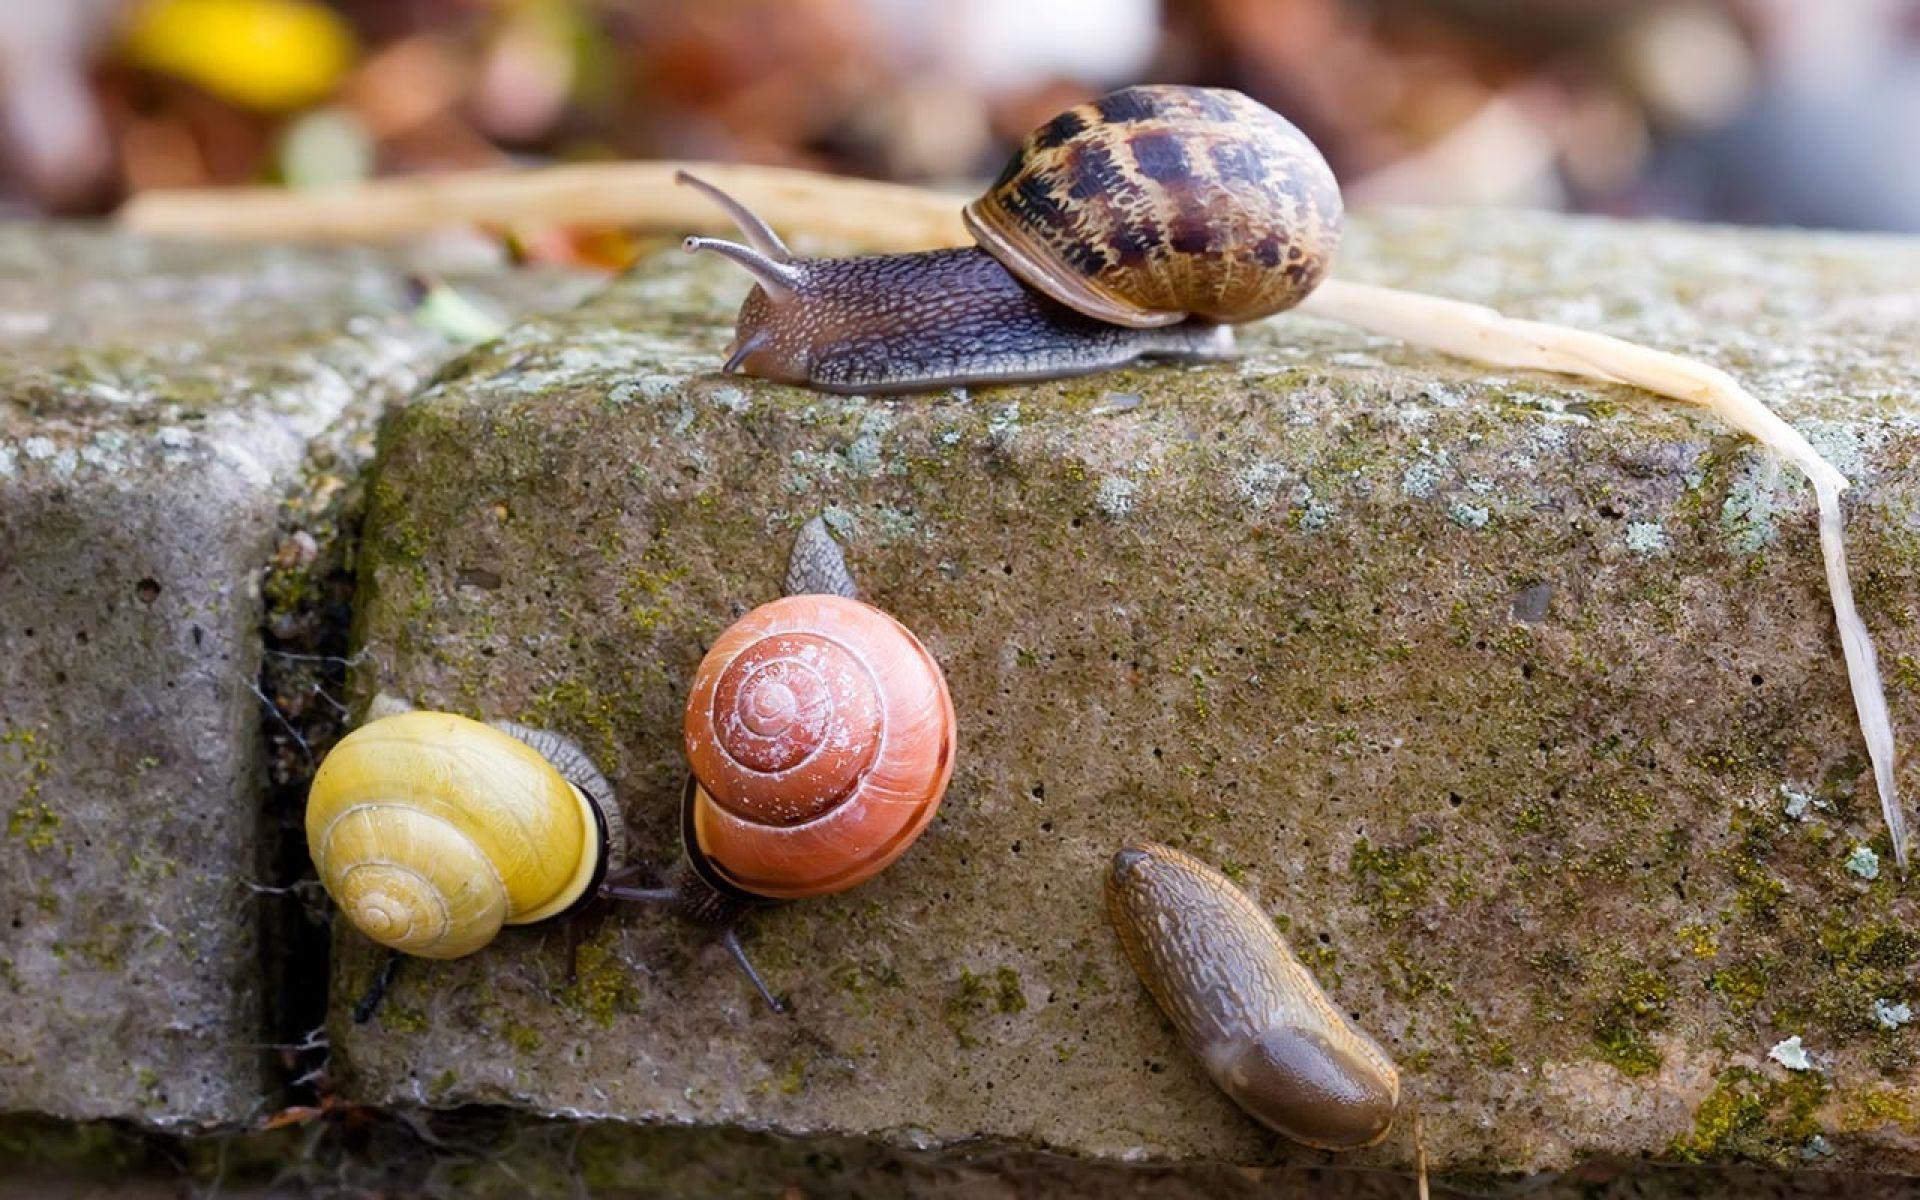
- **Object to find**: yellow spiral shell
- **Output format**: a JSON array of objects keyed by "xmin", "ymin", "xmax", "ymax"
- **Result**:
[{"xmin": 305, "ymin": 710, "xmax": 607, "ymax": 959}]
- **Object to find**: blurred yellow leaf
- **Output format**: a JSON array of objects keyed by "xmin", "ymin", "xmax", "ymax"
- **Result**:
[{"xmin": 123, "ymin": 0, "xmax": 356, "ymax": 111}]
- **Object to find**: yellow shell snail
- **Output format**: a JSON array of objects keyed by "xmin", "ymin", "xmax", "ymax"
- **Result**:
[{"xmin": 306, "ymin": 704, "xmax": 626, "ymax": 960}]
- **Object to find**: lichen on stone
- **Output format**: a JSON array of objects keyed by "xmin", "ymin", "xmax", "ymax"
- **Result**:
[
  {"xmin": 1672, "ymin": 1066, "xmax": 1830, "ymax": 1165},
  {"xmin": 1844, "ymin": 845, "xmax": 1880, "ymax": 880},
  {"xmin": 1591, "ymin": 967, "xmax": 1675, "ymax": 1077},
  {"xmin": 1768, "ymin": 1035, "xmax": 1814, "ymax": 1071}
]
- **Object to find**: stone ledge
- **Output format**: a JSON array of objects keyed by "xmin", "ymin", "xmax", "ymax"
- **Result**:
[
  {"xmin": 12, "ymin": 1108, "xmax": 1920, "ymax": 1197},
  {"xmin": 0, "ymin": 230, "xmax": 597, "ymax": 1128},
  {"xmin": 331, "ymin": 211, "xmax": 1912, "ymax": 1171}
]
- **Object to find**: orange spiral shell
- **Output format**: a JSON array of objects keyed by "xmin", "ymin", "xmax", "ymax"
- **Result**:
[
  {"xmin": 682, "ymin": 594, "xmax": 955, "ymax": 900},
  {"xmin": 964, "ymin": 85, "xmax": 1343, "ymax": 329}
]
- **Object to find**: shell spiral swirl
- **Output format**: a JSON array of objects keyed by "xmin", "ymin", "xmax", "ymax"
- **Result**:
[
  {"xmin": 684, "ymin": 594, "xmax": 955, "ymax": 901},
  {"xmin": 964, "ymin": 84, "xmax": 1343, "ymax": 329},
  {"xmin": 305, "ymin": 711, "xmax": 607, "ymax": 959}
]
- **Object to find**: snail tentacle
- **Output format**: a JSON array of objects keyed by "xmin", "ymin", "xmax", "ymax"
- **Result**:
[
  {"xmin": 599, "ymin": 866, "xmax": 784, "ymax": 1013},
  {"xmin": 675, "ymin": 171, "xmax": 793, "ymax": 262},
  {"xmin": 721, "ymin": 330, "xmax": 769, "ymax": 375},
  {"xmin": 601, "ymin": 884, "xmax": 677, "ymax": 905},
  {"xmin": 683, "ymin": 236, "xmax": 800, "ymax": 299},
  {"xmin": 720, "ymin": 928, "xmax": 787, "ymax": 1014},
  {"xmin": 600, "ymin": 863, "xmax": 648, "ymax": 888},
  {"xmin": 351, "ymin": 950, "xmax": 404, "ymax": 1025}
]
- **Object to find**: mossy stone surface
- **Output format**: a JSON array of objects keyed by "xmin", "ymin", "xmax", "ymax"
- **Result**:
[
  {"xmin": 0, "ymin": 228, "xmax": 595, "ymax": 1128},
  {"xmin": 337, "ymin": 212, "xmax": 1920, "ymax": 1172}
]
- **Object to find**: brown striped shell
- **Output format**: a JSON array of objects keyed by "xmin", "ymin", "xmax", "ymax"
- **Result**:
[{"xmin": 965, "ymin": 85, "xmax": 1343, "ymax": 329}]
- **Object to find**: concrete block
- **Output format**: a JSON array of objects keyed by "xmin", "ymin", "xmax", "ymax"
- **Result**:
[{"xmin": 335, "ymin": 213, "xmax": 1920, "ymax": 1172}]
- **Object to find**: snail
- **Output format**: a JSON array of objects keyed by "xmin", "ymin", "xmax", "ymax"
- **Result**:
[
  {"xmin": 306, "ymin": 519, "xmax": 953, "ymax": 1014},
  {"xmin": 676, "ymin": 84, "xmax": 1338, "ymax": 393},
  {"xmin": 307, "ymin": 703, "xmax": 626, "ymax": 961},
  {"xmin": 598, "ymin": 515, "xmax": 957, "ymax": 1011},
  {"xmin": 1105, "ymin": 840, "xmax": 1400, "ymax": 1150}
]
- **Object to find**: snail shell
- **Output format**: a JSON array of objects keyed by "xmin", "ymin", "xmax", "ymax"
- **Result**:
[
  {"xmin": 682, "ymin": 593, "xmax": 955, "ymax": 900},
  {"xmin": 1106, "ymin": 841, "xmax": 1399, "ymax": 1149},
  {"xmin": 965, "ymin": 84, "xmax": 1343, "ymax": 329},
  {"xmin": 306, "ymin": 710, "xmax": 619, "ymax": 958}
]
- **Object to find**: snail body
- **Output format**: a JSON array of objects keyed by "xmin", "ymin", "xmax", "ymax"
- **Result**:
[
  {"xmin": 712, "ymin": 241, "xmax": 1233, "ymax": 394},
  {"xmin": 306, "ymin": 708, "xmax": 623, "ymax": 959},
  {"xmin": 682, "ymin": 84, "xmax": 1336, "ymax": 394},
  {"xmin": 1106, "ymin": 841, "xmax": 1399, "ymax": 1150}
]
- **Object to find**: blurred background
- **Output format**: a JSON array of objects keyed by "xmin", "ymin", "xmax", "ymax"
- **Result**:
[{"xmin": 3, "ymin": 0, "xmax": 1918, "ymax": 260}]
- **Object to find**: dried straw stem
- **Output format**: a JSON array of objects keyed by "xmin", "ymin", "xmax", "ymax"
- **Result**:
[
  {"xmin": 1296, "ymin": 280, "xmax": 1900, "ymax": 869},
  {"xmin": 119, "ymin": 162, "xmax": 972, "ymax": 252}
]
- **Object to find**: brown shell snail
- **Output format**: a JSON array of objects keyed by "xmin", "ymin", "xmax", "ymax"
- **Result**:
[
  {"xmin": 680, "ymin": 84, "xmax": 1339, "ymax": 393},
  {"xmin": 307, "ymin": 518, "xmax": 955, "ymax": 1014},
  {"xmin": 603, "ymin": 516, "xmax": 957, "ymax": 1010},
  {"xmin": 1105, "ymin": 841, "xmax": 1400, "ymax": 1150}
]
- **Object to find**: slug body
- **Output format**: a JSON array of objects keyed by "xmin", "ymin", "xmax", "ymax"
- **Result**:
[
  {"xmin": 1106, "ymin": 841, "xmax": 1399, "ymax": 1149},
  {"xmin": 680, "ymin": 83, "xmax": 1336, "ymax": 395},
  {"xmin": 306, "ymin": 708, "xmax": 623, "ymax": 959}
]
